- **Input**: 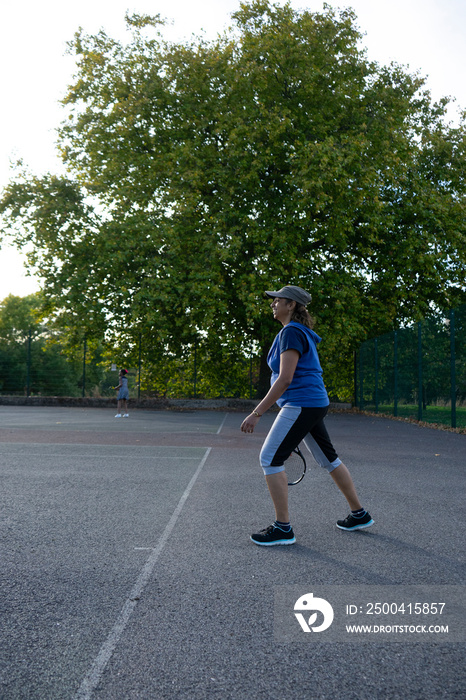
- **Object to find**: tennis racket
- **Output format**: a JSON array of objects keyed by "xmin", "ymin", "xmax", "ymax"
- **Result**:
[{"xmin": 286, "ymin": 445, "xmax": 307, "ymax": 485}]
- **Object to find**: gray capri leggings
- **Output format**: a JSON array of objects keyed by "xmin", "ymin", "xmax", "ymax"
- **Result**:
[{"xmin": 260, "ymin": 406, "xmax": 342, "ymax": 475}]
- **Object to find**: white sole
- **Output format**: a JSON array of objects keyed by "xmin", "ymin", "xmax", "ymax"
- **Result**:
[
  {"xmin": 250, "ymin": 536, "xmax": 296, "ymax": 546},
  {"xmin": 336, "ymin": 519, "xmax": 374, "ymax": 531}
]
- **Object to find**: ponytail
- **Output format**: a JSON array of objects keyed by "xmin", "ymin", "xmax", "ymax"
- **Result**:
[{"xmin": 290, "ymin": 303, "xmax": 314, "ymax": 329}]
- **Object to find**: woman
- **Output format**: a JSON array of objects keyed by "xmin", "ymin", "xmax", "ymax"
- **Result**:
[
  {"xmin": 241, "ymin": 285, "xmax": 373, "ymax": 546},
  {"xmin": 114, "ymin": 368, "xmax": 129, "ymax": 418}
]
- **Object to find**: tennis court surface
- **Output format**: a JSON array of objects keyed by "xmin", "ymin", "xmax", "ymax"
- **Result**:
[{"xmin": 0, "ymin": 406, "xmax": 464, "ymax": 699}]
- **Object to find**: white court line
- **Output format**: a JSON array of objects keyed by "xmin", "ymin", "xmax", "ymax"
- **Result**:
[
  {"xmin": 302, "ymin": 440, "xmax": 313, "ymax": 457},
  {"xmin": 302, "ymin": 440, "xmax": 317, "ymax": 469},
  {"xmin": 0, "ymin": 452, "xmax": 200, "ymax": 460},
  {"xmin": 74, "ymin": 447, "xmax": 211, "ymax": 700},
  {"xmin": 216, "ymin": 413, "xmax": 228, "ymax": 434}
]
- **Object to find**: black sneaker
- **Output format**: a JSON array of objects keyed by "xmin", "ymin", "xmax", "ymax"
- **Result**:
[
  {"xmin": 336, "ymin": 512, "xmax": 374, "ymax": 531},
  {"xmin": 250, "ymin": 524, "xmax": 296, "ymax": 546}
]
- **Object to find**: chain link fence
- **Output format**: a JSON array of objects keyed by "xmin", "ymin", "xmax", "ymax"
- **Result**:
[
  {"xmin": 355, "ymin": 304, "xmax": 466, "ymax": 428},
  {"xmin": 0, "ymin": 345, "xmax": 120, "ymax": 399},
  {"xmin": 4, "ymin": 305, "xmax": 466, "ymax": 424},
  {"xmin": 0, "ymin": 336, "xmax": 260, "ymax": 401}
]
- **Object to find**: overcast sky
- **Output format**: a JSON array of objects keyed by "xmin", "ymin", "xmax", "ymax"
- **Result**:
[{"xmin": 1, "ymin": 0, "xmax": 465, "ymax": 299}]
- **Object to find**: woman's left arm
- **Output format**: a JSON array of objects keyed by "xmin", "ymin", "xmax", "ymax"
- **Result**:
[{"xmin": 240, "ymin": 349, "xmax": 299, "ymax": 433}]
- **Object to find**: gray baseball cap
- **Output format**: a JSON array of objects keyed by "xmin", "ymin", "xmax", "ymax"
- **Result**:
[{"xmin": 265, "ymin": 285, "xmax": 311, "ymax": 306}]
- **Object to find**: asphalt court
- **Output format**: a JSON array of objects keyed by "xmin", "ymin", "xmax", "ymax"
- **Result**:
[
  {"xmin": 0, "ymin": 406, "xmax": 225, "ymax": 436},
  {"xmin": 0, "ymin": 406, "xmax": 465, "ymax": 699}
]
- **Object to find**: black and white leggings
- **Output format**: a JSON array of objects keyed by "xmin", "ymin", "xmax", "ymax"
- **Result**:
[{"xmin": 260, "ymin": 406, "xmax": 342, "ymax": 475}]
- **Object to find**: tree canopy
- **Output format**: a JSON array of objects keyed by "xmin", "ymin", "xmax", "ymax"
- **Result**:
[
  {"xmin": 0, "ymin": 293, "xmax": 108, "ymax": 396},
  {"xmin": 1, "ymin": 0, "xmax": 466, "ymax": 399}
]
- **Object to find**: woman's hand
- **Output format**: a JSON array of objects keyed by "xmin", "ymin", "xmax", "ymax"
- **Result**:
[
  {"xmin": 241, "ymin": 413, "xmax": 260, "ymax": 434},
  {"xmin": 241, "ymin": 350, "xmax": 300, "ymax": 434}
]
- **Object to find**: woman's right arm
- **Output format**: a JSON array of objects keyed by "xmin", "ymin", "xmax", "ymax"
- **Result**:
[{"xmin": 240, "ymin": 349, "xmax": 299, "ymax": 433}]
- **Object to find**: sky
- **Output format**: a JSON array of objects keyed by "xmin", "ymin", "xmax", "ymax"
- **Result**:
[{"xmin": 0, "ymin": 0, "xmax": 465, "ymax": 300}]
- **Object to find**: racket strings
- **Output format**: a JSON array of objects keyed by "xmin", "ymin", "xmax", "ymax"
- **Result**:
[{"xmin": 285, "ymin": 449, "xmax": 305, "ymax": 485}]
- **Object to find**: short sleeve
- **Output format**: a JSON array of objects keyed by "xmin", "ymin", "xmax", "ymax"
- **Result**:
[{"xmin": 279, "ymin": 325, "xmax": 309, "ymax": 356}]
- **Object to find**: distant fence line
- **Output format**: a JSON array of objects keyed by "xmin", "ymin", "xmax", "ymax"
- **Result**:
[
  {"xmin": 0, "ymin": 334, "xmax": 260, "ymax": 401},
  {"xmin": 355, "ymin": 304, "xmax": 466, "ymax": 429},
  {"xmin": 3, "ymin": 305, "xmax": 466, "ymax": 429}
]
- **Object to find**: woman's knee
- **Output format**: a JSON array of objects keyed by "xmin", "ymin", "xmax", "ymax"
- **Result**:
[{"xmin": 261, "ymin": 463, "xmax": 285, "ymax": 476}]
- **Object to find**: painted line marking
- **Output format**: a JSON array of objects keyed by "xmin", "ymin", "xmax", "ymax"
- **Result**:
[
  {"xmin": 301, "ymin": 440, "xmax": 318, "ymax": 474},
  {"xmin": 0, "ymin": 453, "xmax": 204, "ymax": 460},
  {"xmin": 74, "ymin": 447, "xmax": 211, "ymax": 700},
  {"xmin": 0, "ymin": 443, "xmax": 209, "ymax": 460},
  {"xmin": 216, "ymin": 413, "xmax": 228, "ymax": 435}
]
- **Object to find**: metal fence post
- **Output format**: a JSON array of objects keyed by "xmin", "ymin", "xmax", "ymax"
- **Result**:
[
  {"xmin": 450, "ymin": 310, "xmax": 456, "ymax": 429},
  {"xmin": 393, "ymin": 331, "xmax": 398, "ymax": 417},
  {"xmin": 193, "ymin": 337, "xmax": 197, "ymax": 398},
  {"xmin": 82, "ymin": 337, "xmax": 87, "ymax": 398},
  {"xmin": 354, "ymin": 351, "xmax": 358, "ymax": 408},
  {"xmin": 249, "ymin": 353, "xmax": 253, "ymax": 400},
  {"xmin": 359, "ymin": 348, "xmax": 364, "ymax": 411},
  {"xmin": 417, "ymin": 322, "xmax": 422, "ymax": 421},
  {"xmin": 138, "ymin": 332, "xmax": 142, "ymax": 403},
  {"xmin": 26, "ymin": 328, "xmax": 32, "ymax": 397},
  {"xmin": 374, "ymin": 337, "xmax": 379, "ymax": 413}
]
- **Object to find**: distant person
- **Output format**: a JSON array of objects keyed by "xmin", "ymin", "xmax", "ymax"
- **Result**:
[
  {"xmin": 241, "ymin": 285, "xmax": 373, "ymax": 546},
  {"xmin": 114, "ymin": 369, "xmax": 129, "ymax": 418}
]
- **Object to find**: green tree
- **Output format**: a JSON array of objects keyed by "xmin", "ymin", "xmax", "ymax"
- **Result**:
[
  {"xmin": 0, "ymin": 294, "xmax": 41, "ymax": 394},
  {"xmin": 0, "ymin": 294, "xmax": 107, "ymax": 396},
  {"xmin": 1, "ymin": 1, "xmax": 466, "ymax": 400},
  {"xmin": 0, "ymin": 294, "xmax": 42, "ymax": 344}
]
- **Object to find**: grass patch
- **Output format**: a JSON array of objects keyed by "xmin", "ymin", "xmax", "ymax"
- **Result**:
[{"xmin": 361, "ymin": 404, "xmax": 466, "ymax": 429}]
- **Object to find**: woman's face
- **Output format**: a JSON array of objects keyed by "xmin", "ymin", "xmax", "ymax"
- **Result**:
[{"xmin": 270, "ymin": 297, "xmax": 293, "ymax": 323}]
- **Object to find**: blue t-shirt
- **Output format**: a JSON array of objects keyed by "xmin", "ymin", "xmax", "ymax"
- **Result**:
[{"xmin": 267, "ymin": 321, "xmax": 329, "ymax": 408}]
